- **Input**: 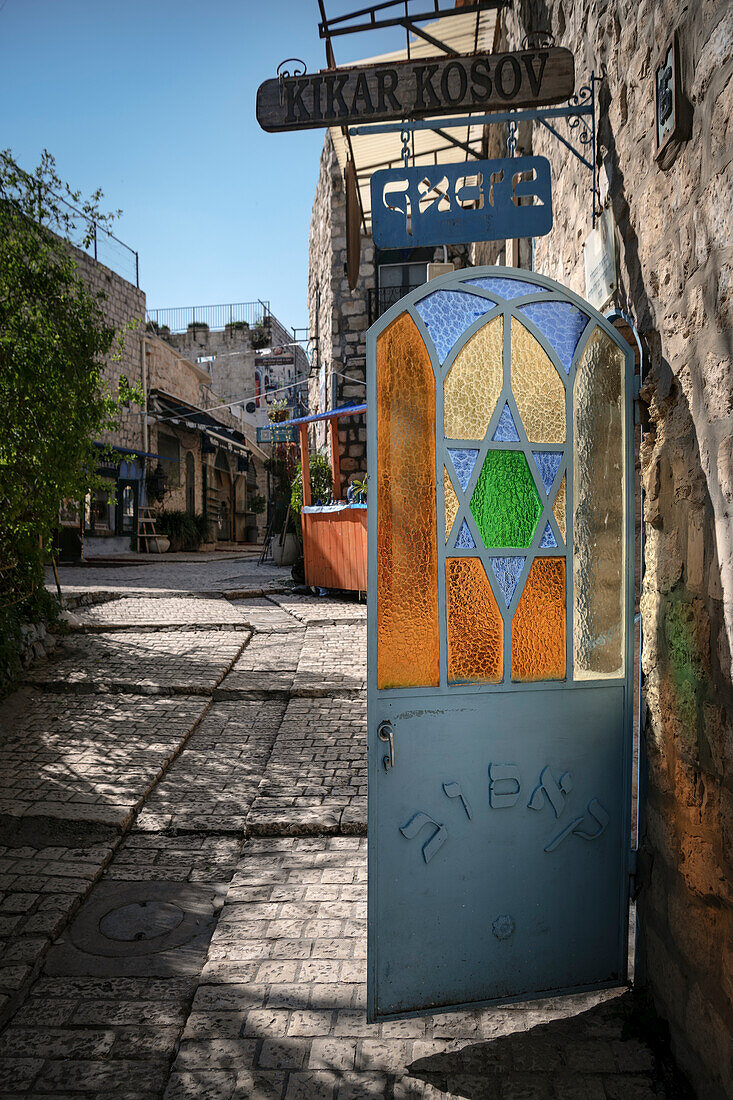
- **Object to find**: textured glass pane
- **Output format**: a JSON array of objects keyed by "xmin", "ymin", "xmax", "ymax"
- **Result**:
[
  {"xmin": 454, "ymin": 520, "xmax": 475, "ymax": 549},
  {"xmin": 465, "ymin": 276, "xmax": 547, "ymax": 299},
  {"xmin": 447, "ymin": 557, "xmax": 503, "ymax": 683},
  {"xmin": 470, "ymin": 450, "xmax": 542, "ymax": 548},
  {"xmin": 492, "ymin": 402, "xmax": 520, "ymax": 442},
  {"xmin": 447, "ymin": 447, "xmax": 479, "ymax": 492},
  {"xmin": 415, "ymin": 290, "xmax": 495, "ymax": 364},
  {"xmin": 573, "ymin": 328, "xmax": 626, "ymax": 679},
  {"xmin": 443, "ymin": 317, "xmax": 503, "ymax": 440},
  {"xmin": 376, "ymin": 312, "xmax": 439, "ymax": 688},
  {"xmin": 444, "ymin": 468, "xmax": 459, "ymax": 544},
  {"xmin": 490, "ymin": 555, "xmax": 526, "ymax": 608},
  {"xmin": 518, "ymin": 301, "xmax": 590, "ymax": 373},
  {"xmin": 511, "ymin": 318, "xmax": 566, "ymax": 444},
  {"xmin": 540, "ymin": 522, "xmax": 557, "ymax": 548},
  {"xmin": 533, "ymin": 451, "xmax": 563, "ymax": 494},
  {"xmin": 511, "ymin": 557, "xmax": 566, "ymax": 681},
  {"xmin": 552, "ymin": 474, "xmax": 567, "ymax": 542}
]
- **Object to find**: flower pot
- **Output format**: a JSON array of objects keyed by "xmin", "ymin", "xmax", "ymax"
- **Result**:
[
  {"xmin": 272, "ymin": 532, "xmax": 298, "ymax": 566},
  {"xmin": 148, "ymin": 536, "xmax": 170, "ymax": 554}
]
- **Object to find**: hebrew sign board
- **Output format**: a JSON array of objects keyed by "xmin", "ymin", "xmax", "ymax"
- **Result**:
[
  {"xmin": 370, "ymin": 156, "xmax": 553, "ymax": 249},
  {"xmin": 256, "ymin": 48, "xmax": 574, "ymax": 132}
]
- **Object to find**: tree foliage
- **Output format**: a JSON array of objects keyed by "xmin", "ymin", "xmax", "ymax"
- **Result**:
[{"xmin": 0, "ymin": 149, "xmax": 135, "ymax": 612}]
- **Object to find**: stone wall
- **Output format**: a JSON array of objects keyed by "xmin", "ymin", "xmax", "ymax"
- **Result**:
[
  {"xmin": 307, "ymin": 132, "xmax": 372, "ymax": 495},
  {"xmin": 494, "ymin": 3, "xmax": 732, "ymax": 1095},
  {"xmin": 71, "ymin": 246, "xmax": 146, "ymax": 453}
]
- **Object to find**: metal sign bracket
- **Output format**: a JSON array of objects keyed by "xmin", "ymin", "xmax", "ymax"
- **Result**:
[{"xmin": 350, "ymin": 70, "xmax": 604, "ymax": 227}]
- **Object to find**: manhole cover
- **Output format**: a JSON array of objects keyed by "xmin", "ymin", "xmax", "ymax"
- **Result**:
[{"xmin": 99, "ymin": 900, "xmax": 184, "ymax": 942}]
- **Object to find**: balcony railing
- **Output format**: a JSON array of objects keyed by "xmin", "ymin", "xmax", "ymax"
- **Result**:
[
  {"xmin": 368, "ymin": 286, "xmax": 416, "ymax": 325},
  {"xmin": 146, "ymin": 300, "xmax": 270, "ymax": 335}
]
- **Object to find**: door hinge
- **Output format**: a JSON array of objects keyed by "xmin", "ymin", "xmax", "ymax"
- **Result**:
[{"xmin": 628, "ymin": 848, "xmax": 638, "ymax": 899}]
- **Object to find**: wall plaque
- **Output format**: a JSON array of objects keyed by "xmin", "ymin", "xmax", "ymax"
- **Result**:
[
  {"xmin": 655, "ymin": 30, "xmax": 692, "ymax": 170},
  {"xmin": 370, "ymin": 157, "xmax": 553, "ymax": 249},
  {"xmin": 257, "ymin": 48, "xmax": 575, "ymax": 132}
]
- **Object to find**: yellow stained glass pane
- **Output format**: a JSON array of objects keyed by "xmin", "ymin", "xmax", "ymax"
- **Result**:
[
  {"xmin": 377, "ymin": 312, "xmax": 439, "ymax": 689},
  {"xmin": 444, "ymin": 468, "xmax": 459, "ymax": 543},
  {"xmin": 511, "ymin": 318, "xmax": 566, "ymax": 444},
  {"xmin": 552, "ymin": 473, "xmax": 567, "ymax": 542},
  {"xmin": 447, "ymin": 557, "xmax": 503, "ymax": 683},
  {"xmin": 573, "ymin": 328, "xmax": 626, "ymax": 680},
  {"xmin": 511, "ymin": 557, "xmax": 566, "ymax": 681},
  {"xmin": 443, "ymin": 316, "xmax": 503, "ymax": 439}
]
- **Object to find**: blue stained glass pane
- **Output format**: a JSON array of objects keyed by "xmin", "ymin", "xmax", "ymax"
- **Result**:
[
  {"xmin": 415, "ymin": 290, "xmax": 495, "ymax": 363},
  {"xmin": 447, "ymin": 447, "xmax": 479, "ymax": 492},
  {"xmin": 533, "ymin": 451, "xmax": 563, "ymax": 494},
  {"xmin": 540, "ymin": 522, "xmax": 558, "ymax": 548},
  {"xmin": 464, "ymin": 276, "xmax": 547, "ymax": 299},
  {"xmin": 490, "ymin": 555, "xmax": 526, "ymax": 608},
  {"xmin": 454, "ymin": 520, "xmax": 475, "ymax": 549},
  {"xmin": 492, "ymin": 402, "xmax": 520, "ymax": 442},
  {"xmin": 517, "ymin": 301, "xmax": 590, "ymax": 373}
]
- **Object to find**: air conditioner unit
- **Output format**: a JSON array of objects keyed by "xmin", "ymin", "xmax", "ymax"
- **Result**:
[{"xmin": 427, "ymin": 262, "xmax": 455, "ymax": 281}]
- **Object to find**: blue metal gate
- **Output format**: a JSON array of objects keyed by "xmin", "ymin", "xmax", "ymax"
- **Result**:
[{"xmin": 367, "ymin": 266, "xmax": 635, "ymax": 1019}]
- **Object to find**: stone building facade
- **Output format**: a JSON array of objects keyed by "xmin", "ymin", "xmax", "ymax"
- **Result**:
[
  {"xmin": 307, "ymin": 133, "xmax": 463, "ymax": 495},
  {"xmin": 145, "ymin": 335, "xmax": 268, "ymax": 544},
  {"xmin": 66, "ymin": 246, "xmax": 147, "ymax": 552},
  {"xmin": 306, "ymin": 3, "xmax": 731, "ymax": 1093},
  {"xmin": 484, "ymin": 4, "xmax": 733, "ymax": 1096},
  {"xmin": 160, "ymin": 311, "xmax": 308, "ymax": 437}
]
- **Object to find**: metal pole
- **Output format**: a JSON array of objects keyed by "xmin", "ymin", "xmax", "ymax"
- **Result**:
[{"xmin": 135, "ymin": 251, "xmax": 139, "ymax": 288}]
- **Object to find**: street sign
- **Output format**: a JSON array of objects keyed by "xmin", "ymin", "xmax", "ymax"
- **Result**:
[
  {"xmin": 371, "ymin": 156, "xmax": 552, "ymax": 248},
  {"xmin": 257, "ymin": 48, "xmax": 574, "ymax": 132}
]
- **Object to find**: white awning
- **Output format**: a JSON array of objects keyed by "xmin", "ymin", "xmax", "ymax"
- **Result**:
[{"xmin": 330, "ymin": 8, "xmax": 499, "ymax": 231}]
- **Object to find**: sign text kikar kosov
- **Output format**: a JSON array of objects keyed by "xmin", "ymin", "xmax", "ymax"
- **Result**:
[{"xmin": 257, "ymin": 48, "xmax": 574, "ymax": 132}]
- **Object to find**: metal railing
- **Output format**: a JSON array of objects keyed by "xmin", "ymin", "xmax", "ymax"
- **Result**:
[{"xmin": 146, "ymin": 300, "xmax": 270, "ymax": 335}]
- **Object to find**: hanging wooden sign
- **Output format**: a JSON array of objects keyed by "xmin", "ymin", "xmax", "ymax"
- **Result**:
[
  {"xmin": 257, "ymin": 48, "xmax": 574, "ymax": 132},
  {"xmin": 370, "ymin": 156, "xmax": 553, "ymax": 249}
]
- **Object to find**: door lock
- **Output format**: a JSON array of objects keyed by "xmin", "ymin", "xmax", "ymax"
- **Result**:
[{"xmin": 378, "ymin": 720, "xmax": 395, "ymax": 772}]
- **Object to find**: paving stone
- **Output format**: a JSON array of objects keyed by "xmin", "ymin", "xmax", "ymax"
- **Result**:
[
  {"xmin": 215, "ymin": 633, "xmax": 306, "ymax": 697},
  {"xmin": 135, "ymin": 700, "xmax": 286, "ymax": 834},
  {"xmin": 22, "ymin": 630, "xmax": 248, "ymax": 695},
  {"xmin": 161, "ymin": 837, "xmax": 667, "ymax": 1099},
  {"xmin": 248, "ymin": 695, "xmax": 366, "ymax": 835},
  {"xmin": 0, "ymin": 691, "xmax": 208, "ymax": 845},
  {"xmin": 48, "ymin": 556, "xmax": 288, "ymax": 599},
  {"xmin": 269, "ymin": 593, "xmax": 366, "ymax": 625},
  {"xmin": 67, "ymin": 595, "xmax": 257, "ymax": 631},
  {"xmin": 292, "ymin": 623, "xmax": 366, "ymax": 695}
]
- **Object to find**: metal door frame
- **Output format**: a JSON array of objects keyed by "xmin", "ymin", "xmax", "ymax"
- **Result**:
[{"xmin": 367, "ymin": 265, "xmax": 636, "ymax": 1020}]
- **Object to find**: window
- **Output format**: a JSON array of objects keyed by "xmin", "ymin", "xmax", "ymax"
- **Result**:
[{"xmin": 157, "ymin": 432, "xmax": 180, "ymax": 488}]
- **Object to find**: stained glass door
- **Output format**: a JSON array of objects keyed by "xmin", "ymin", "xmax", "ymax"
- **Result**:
[{"xmin": 367, "ymin": 266, "xmax": 635, "ymax": 1019}]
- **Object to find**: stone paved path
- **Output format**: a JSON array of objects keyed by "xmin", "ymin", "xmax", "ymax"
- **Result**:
[{"xmin": 0, "ymin": 567, "xmax": 672, "ymax": 1098}]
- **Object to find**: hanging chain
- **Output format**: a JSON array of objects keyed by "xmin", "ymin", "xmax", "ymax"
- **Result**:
[
  {"xmin": 507, "ymin": 117, "xmax": 518, "ymax": 157},
  {"xmin": 400, "ymin": 127, "xmax": 411, "ymax": 168}
]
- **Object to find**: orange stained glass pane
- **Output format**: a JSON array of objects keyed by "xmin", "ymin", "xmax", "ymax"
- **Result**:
[
  {"xmin": 377, "ymin": 312, "xmax": 439, "ymax": 689},
  {"xmin": 552, "ymin": 473, "xmax": 567, "ymax": 542},
  {"xmin": 443, "ymin": 316, "xmax": 503, "ymax": 439},
  {"xmin": 446, "ymin": 557, "xmax": 503, "ymax": 683},
  {"xmin": 511, "ymin": 318, "xmax": 566, "ymax": 444},
  {"xmin": 444, "ymin": 468, "xmax": 459, "ymax": 543},
  {"xmin": 511, "ymin": 557, "xmax": 566, "ymax": 681}
]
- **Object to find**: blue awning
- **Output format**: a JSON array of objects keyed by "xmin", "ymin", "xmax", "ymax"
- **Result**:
[{"xmin": 285, "ymin": 404, "xmax": 366, "ymax": 427}]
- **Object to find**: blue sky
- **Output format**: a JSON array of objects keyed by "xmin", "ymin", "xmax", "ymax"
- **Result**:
[{"xmin": 0, "ymin": 1, "xmax": 396, "ymax": 331}]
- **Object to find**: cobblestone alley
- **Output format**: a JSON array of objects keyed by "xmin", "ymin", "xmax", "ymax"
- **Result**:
[{"xmin": 0, "ymin": 558, "xmax": 679, "ymax": 1098}]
